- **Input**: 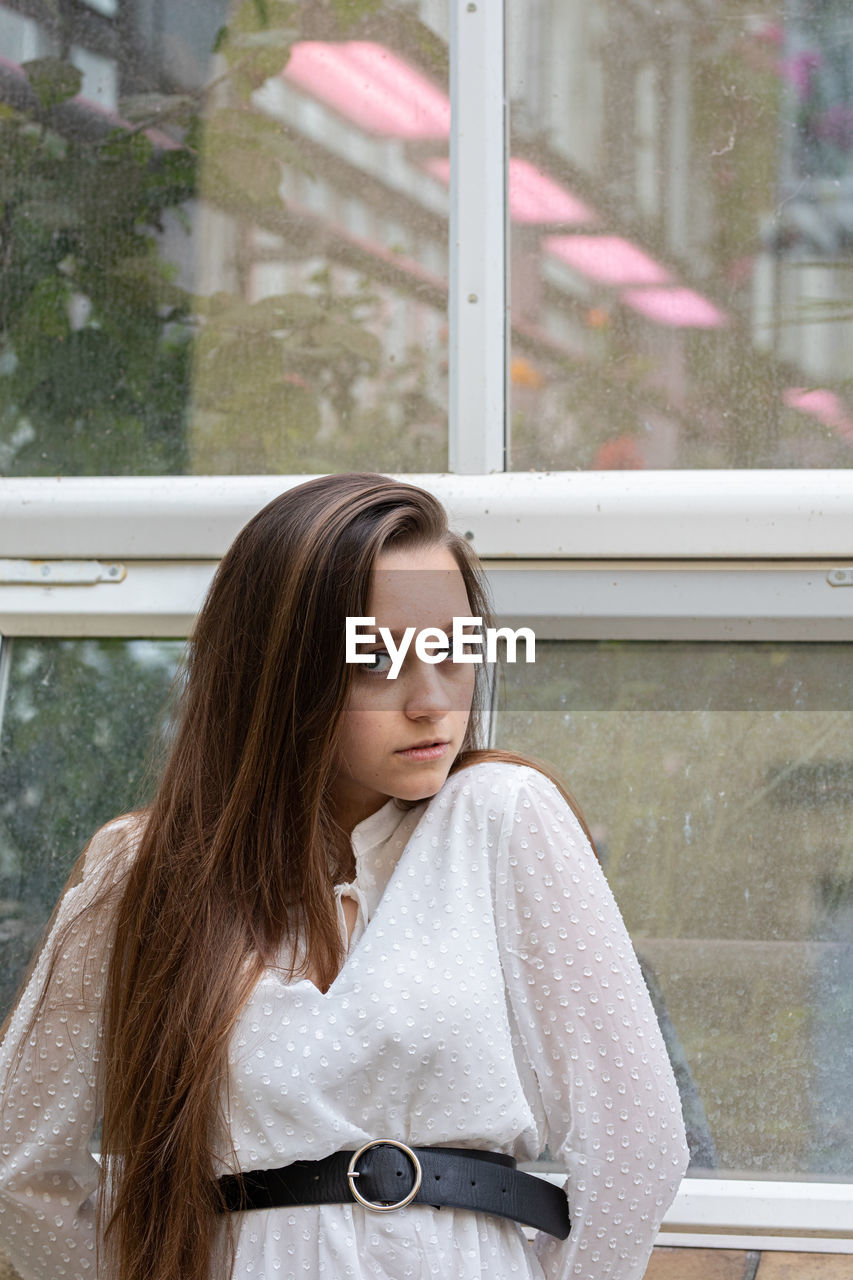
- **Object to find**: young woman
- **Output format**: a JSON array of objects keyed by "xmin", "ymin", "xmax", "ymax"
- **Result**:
[{"xmin": 0, "ymin": 473, "xmax": 688, "ymax": 1280}]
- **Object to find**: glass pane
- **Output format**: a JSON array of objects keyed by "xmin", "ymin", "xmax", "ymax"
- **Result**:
[
  {"xmin": 494, "ymin": 641, "xmax": 853, "ymax": 1178},
  {"xmin": 0, "ymin": 1, "xmax": 448, "ymax": 476},
  {"xmin": 0, "ymin": 637, "xmax": 184, "ymax": 1017},
  {"xmin": 508, "ymin": 1, "xmax": 853, "ymax": 469}
]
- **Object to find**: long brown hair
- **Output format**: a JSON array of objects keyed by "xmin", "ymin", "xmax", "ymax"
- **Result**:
[
  {"xmin": 6, "ymin": 473, "xmax": 592, "ymax": 1280},
  {"xmin": 100, "ymin": 473, "xmax": 502, "ymax": 1280}
]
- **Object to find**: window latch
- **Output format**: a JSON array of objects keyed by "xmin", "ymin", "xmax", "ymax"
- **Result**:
[{"xmin": 0, "ymin": 559, "xmax": 126, "ymax": 585}]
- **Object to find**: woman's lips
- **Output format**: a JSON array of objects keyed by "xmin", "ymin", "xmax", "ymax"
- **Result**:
[{"xmin": 395, "ymin": 741, "xmax": 449, "ymax": 761}]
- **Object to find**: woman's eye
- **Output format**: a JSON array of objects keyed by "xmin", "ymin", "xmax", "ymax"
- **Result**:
[
  {"xmin": 452, "ymin": 636, "xmax": 481, "ymax": 661},
  {"xmin": 364, "ymin": 649, "xmax": 393, "ymax": 675}
]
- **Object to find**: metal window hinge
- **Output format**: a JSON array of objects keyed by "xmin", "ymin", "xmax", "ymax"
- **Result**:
[{"xmin": 0, "ymin": 560, "xmax": 126, "ymax": 585}]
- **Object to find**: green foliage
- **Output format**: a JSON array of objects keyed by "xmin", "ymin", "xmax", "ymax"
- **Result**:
[
  {"xmin": 20, "ymin": 57, "xmax": 83, "ymax": 110},
  {"xmin": 0, "ymin": 638, "xmax": 184, "ymax": 1014},
  {"xmin": 216, "ymin": 0, "xmax": 300, "ymax": 97},
  {"xmin": 191, "ymin": 267, "xmax": 445, "ymax": 474},
  {"xmin": 330, "ymin": 0, "xmax": 383, "ymax": 24},
  {"xmin": 200, "ymin": 105, "xmax": 308, "ymax": 209},
  {"xmin": 0, "ymin": 89, "xmax": 195, "ymax": 474}
]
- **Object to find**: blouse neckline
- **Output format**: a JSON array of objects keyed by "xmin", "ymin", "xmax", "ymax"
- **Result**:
[{"xmin": 349, "ymin": 795, "xmax": 412, "ymax": 856}]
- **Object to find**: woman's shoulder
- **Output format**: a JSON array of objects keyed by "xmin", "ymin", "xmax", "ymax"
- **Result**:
[
  {"xmin": 442, "ymin": 752, "xmax": 566, "ymax": 816},
  {"xmin": 442, "ymin": 751, "xmax": 592, "ymax": 845},
  {"xmin": 78, "ymin": 810, "xmax": 148, "ymax": 890},
  {"xmin": 448, "ymin": 751, "xmax": 563, "ymax": 794}
]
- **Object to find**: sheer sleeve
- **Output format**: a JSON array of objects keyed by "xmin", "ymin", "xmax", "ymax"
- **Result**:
[
  {"xmin": 0, "ymin": 818, "xmax": 134, "ymax": 1280},
  {"xmin": 494, "ymin": 767, "xmax": 689, "ymax": 1280}
]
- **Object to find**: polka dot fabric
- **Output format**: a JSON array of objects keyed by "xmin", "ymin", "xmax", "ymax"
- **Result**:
[{"xmin": 0, "ymin": 762, "xmax": 688, "ymax": 1279}]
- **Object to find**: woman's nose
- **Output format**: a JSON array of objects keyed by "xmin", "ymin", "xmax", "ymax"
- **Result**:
[{"xmin": 403, "ymin": 658, "xmax": 454, "ymax": 718}]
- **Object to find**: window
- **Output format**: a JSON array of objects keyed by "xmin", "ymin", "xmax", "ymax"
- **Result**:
[
  {"xmin": 507, "ymin": 0, "xmax": 853, "ymax": 471},
  {"xmin": 1, "ymin": 0, "xmax": 450, "ymax": 476}
]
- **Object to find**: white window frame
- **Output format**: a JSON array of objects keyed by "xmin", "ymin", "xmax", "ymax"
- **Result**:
[
  {"xmin": 2, "ymin": 0, "xmax": 853, "ymax": 1253},
  {"xmin": 1, "ymin": 472, "xmax": 853, "ymax": 638}
]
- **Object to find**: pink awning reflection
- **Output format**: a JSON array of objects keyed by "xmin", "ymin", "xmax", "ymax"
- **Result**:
[
  {"xmin": 783, "ymin": 387, "xmax": 853, "ymax": 441},
  {"xmin": 622, "ymin": 287, "xmax": 729, "ymax": 328},
  {"xmin": 424, "ymin": 156, "xmax": 594, "ymax": 225},
  {"xmin": 546, "ymin": 235, "xmax": 671, "ymax": 285},
  {"xmin": 509, "ymin": 158, "xmax": 595, "ymax": 224},
  {"xmin": 284, "ymin": 41, "xmax": 451, "ymax": 138}
]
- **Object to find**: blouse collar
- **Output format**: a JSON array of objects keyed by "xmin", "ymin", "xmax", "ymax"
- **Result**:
[{"xmin": 349, "ymin": 795, "xmax": 412, "ymax": 856}]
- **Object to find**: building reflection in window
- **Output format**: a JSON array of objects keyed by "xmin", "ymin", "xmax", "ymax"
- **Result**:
[{"xmin": 2, "ymin": 0, "xmax": 853, "ymax": 472}]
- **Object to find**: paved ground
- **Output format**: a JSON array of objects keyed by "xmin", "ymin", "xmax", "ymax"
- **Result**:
[
  {"xmin": 645, "ymin": 1249, "xmax": 853, "ymax": 1279},
  {"xmin": 2, "ymin": 1245, "xmax": 852, "ymax": 1278}
]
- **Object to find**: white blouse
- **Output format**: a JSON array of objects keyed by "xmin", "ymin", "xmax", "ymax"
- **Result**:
[{"xmin": 0, "ymin": 760, "xmax": 688, "ymax": 1280}]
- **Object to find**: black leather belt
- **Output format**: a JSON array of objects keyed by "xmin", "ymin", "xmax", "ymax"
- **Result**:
[{"xmin": 216, "ymin": 1139, "xmax": 570, "ymax": 1239}]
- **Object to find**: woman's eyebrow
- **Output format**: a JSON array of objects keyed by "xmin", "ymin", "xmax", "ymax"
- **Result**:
[{"xmin": 372, "ymin": 621, "xmax": 456, "ymax": 641}]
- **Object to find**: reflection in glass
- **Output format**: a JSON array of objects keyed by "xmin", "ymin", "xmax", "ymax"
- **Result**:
[
  {"xmin": 0, "ymin": 1, "xmax": 449, "ymax": 476},
  {"xmin": 0, "ymin": 638, "xmax": 184, "ymax": 1017},
  {"xmin": 507, "ymin": 1, "xmax": 853, "ymax": 469},
  {"xmin": 494, "ymin": 641, "xmax": 853, "ymax": 1177}
]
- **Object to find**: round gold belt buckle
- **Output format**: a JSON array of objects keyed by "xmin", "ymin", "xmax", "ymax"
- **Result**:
[{"xmin": 346, "ymin": 1139, "xmax": 422, "ymax": 1212}]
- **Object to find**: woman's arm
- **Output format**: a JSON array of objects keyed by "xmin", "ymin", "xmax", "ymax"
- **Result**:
[
  {"xmin": 494, "ymin": 767, "xmax": 689, "ymax": 1280},
  {"xmin": 0, "ymin": 819, "xmax": 132, "ymax": 1280}
]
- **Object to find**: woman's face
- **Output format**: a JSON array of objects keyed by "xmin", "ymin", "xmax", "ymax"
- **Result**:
[{"xmin": 330, "ymin": 542, "xmax": 478, "ymax": 832}]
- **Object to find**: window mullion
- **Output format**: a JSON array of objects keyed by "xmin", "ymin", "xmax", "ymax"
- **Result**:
[{"xmin": 449, "ymin": 0, "xmax": 508, "ymax": 474}]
